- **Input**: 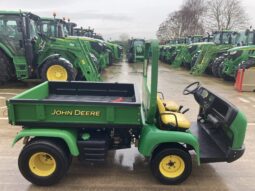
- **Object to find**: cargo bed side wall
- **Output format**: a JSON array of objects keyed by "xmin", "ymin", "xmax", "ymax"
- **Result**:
[{"xmin": 13, "ymin": 82, "xmax": 49, "ymax": 100}]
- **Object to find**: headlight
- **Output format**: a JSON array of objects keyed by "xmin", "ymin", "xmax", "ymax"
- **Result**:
[{"xmin": 230, "ymin": 51, "xmax": 237, "ymax": 55}]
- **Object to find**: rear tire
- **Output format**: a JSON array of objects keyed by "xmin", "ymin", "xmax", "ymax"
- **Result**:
[
  {"xmin": 18, "ymin": 139, "xmax": 69, "ymax": 186},
  {"xmin": 0, "ymin": 50, "xmax": 15, "ymax": 83},
  {"xmin": 41, "ymin": 57, "xmax": 76, "ymax": 81},
  {"xmin": 151, "ymin": 148, "xmax": 192, "ymax": 185}
]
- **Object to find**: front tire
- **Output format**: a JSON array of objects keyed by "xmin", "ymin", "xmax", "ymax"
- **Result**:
[
  {"xmin": 18, "ymin": 139, "xmax": 69, "ymax": 186},
  {"xmin": 0, "ymin": 50, "xmax": 16, "ymax": 83},
  {"xmin": 151, "ymin": 148, "xmax": 192, "ymax": 185},
  {"xmin": 41, "ymin": 57, "xmax": 76, "ymax": 81}
]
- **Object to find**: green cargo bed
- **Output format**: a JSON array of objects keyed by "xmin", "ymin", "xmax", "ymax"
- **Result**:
[{"xmin": 7, "ymin": 81, "xmax": 142, "ymax": 128}]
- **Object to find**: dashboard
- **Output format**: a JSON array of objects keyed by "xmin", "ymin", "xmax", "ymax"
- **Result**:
[{"xmin": 194, "ymin": 87, "xmax": 238, "ymax": 126}]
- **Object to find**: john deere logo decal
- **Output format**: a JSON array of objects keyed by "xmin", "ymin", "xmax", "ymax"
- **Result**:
[
  {"xmin": 51, "ymin": 109, "xmax": 100, "ymax": 117},
  {"xmin": 136, "ymin": 46, "xmax": 143, "ymax": 53}
]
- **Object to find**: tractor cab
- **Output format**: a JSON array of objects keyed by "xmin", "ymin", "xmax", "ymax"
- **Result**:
[
  {"xmin": 190, "ymin": 35, "xmax": 203, "ymax": 43},
  {"xmin": 244, "ymin": 29, "xmax": 255, "ymax": 45},
  {"xmin": 0, "ymin": 11, "xmax": 42, "ymax": 80},
  {"xmin": 213, "ymin": 31, "xmax": 238, "ymax": 45},
  {"xmin": 39, "ymin": 17, "xmax": 66, "ymax": 38}
]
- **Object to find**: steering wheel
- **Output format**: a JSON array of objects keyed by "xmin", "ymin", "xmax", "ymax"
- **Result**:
[{"xmin": 183, "ymin": 81, "xmax": 200, "ymax": 95}]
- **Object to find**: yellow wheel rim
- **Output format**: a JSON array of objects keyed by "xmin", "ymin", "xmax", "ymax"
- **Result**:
[
  {"xmin": 46, "ymin": 65, "xmax": 68, "ymax": 81},
  {"xmin": 29, "ymin": 152, "xmax": 56, "ymax": 177},
  {"xmin": 159, "ymin": 155, "xmax": 185, "ymax": 178}
]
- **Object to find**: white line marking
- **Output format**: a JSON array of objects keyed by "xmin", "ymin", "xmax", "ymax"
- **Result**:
[
  {"xmin": 238, "ymin": 97, "xmax": 250, "ymax": 103},
  {"xmin": 0, "ymin": 117, "xmax": 7, "ymax": 120},
  {"xmin": 248, "ymin": 123, "xmax": 255, "ymax": 126},
  {"xmin": 0, "ymin": 106, "xmax": 7, "ymax": 109},
  {"xmin": 0, "ymin": 93, "xmax": 17, "ymax": 96}
]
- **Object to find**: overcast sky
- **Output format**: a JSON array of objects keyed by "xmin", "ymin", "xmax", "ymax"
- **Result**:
[{"xmin": 0, "ymin": 0, "xmax": 254, "ymax": 40}]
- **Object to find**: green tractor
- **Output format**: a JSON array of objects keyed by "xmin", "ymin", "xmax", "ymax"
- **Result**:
[
  {"xmin": 40, "ymin": 17, "xmax": 110, "ymax": 71},
  {"xmin": 159, "ymin": 39, "xmax": 176, "ymax": 63},
  {"xmin": 212, "ymin": 29, "xmax": 255, "ymax": 80},
  {"xmin": 191, "ymin": 31, "xmax": 238, "ymax": 75},
  {"xmin": 0, "ymin": 11, "xmax": 100, "ymax": 82},
  {"xmin": 72, "ymin": 26, "xmax": 122, "ymax": 64},
  {"xmin": 127, "ymin": 38, "xmax": 145, "ymax": 63},
  {"xmin": 172, "ymin": 35, "xmax": 203, "ymax": 68},
  {"xmin": 8, "ymin": 40, "xmax": 247, "ymax": 186}
]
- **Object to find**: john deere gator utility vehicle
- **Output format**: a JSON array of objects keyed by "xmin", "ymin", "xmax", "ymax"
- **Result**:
[
  {"xmin": 127, "ymin": 38, "xmax": 145, "ymax": 63},
  {"xmin": 172, "ymin": 35, "xmax": 203, "ymax": 68},
  {"xmin": 191, "ymin": 31, "xmax": 238, "ymax": 75},
  {"xmin": 8, "ymin": 40, "xmax": 247, "ymax": 186},
  {"xmin": 0, "ymin": 11, "xmax": 100, "ymax": 82},
  {"xmin": 212, "ymin": 29, "xmax": 255, "ymax": 80}
]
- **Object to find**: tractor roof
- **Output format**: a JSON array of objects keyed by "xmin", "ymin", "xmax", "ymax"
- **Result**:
[{"xmin": 0, "ymin": 10, "xmax": 40, "ymax": 20}]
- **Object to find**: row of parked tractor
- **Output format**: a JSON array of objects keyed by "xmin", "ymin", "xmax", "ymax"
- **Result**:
[
  {"xmin": 159, "ymin": 30, "xmax": 255, "ymax": 81},
  {"xmin": 0, "ymin": 10, "xmax": 123, "ymax": 83}
]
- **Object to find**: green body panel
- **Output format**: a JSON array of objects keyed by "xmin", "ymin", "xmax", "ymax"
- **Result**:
[
  {"xmin": 106, "ymin": 42, "xmax": 122, "ymax": 61},
  {"xmin": 0, "ymin": 40, "xmax": 29, "ymax": 79},
  {"xmin": 191, "ymin": 44, "xmax": 233, "ymax": 75},
  {"xmin": 171, "ymin": 45, "xmax": 189, "ymax": 67},
  {"xmin": 138, "ymin": 124, "xmax": 200, "ymax": 164},
  {"xmin": 12, "ymin": 128, "xmax": 79, "ymax": 156},
  {"xmin": 7, "ymin": 82, "xmax": 142, "ymax": 126},
  {"xmin": 37, "ymin": 37, "xmax": 100, "ymax": 81},
  {"xmin": 0, "ymin": 42, "xmax": 14, "ymax": 58},
  {"xmin": 68, "ymin": 36, "xmax": 110, "ymax": 69},
  {"xmin": 142, "ymin": 41, "xmax": 159, "ymax": 123},
  {"xmin": 229, "ymin": 111, "xmax": 247, "ymax": 149},
  {"xmin": 223, "ymin": 46, "xmax": 255, "ymax": 77}
]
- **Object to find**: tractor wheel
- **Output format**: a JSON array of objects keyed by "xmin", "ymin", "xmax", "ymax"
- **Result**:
[
  {"xmin": 0, "ymin": 50, "xmax": 15, "ymax": 83},
  {"xmin": 217, "ymin": 62, "xmax": 225, "ymax": 78},
  {"xmin": 211, "ymin": 61, "xmax": 221, "ymax": 77},
  {"xmin": 41, "ymin": 57, "xmax": 76, "ymax": 81},
  {"xmin": 109, "ymin": 53, "xmax": 114, "ymax": 66},
  {"xmin": 151, "ymin": 148, "xmax": 192, "ymax": 185},
  {"xmin": 18, "ymin": 139, "xmax": 69, "ymax": 186},
  {"xmin": 127, "ymin": 53, "xmax": 134, "ymax": 63}
]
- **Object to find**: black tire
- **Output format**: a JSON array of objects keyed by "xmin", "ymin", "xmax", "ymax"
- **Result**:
[
  {"xmin": 0, "ymin": 50, "xmax": 16, "ymax": 83},
  {"xmin": 151, "ymin": 148, "xmax": 192, "ymax": 185},
  {"xmin": 108, "ymin": 52, "xmax": 114, "ymax": 66},
  {"xmin": 18, "ymin": 139, "xmax": 69, "ymax": 186},
  {"xmin": 127, "ymin": 53, "xmax": 134, "ymax": 63},
  {"xmin": 41, "ymin": 57, "xmax": 76, "ymax": 81},
  {"xmin": 217, "ymin": 62, "xmax": 225, "ymax": 78}
]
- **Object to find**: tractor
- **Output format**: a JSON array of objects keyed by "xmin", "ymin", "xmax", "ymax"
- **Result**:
[
  {"xmin": 171, "ymin": 35, "xmax": 203, "ymax": 68},
  {"xmin": 212, "ymin": 29, "xmax": 255, "ymax": 80},
  {"xmin": 72, "ymin": 26, "xmax": 122, "ymax": 64},
  {"xmin": 127, "ymin": 38, "xmax": 145, "ymax": 63},
  {"xmin": 191, "ymin": 31, "xmax": 238, "ymax": 75},
  {"xmin": 0, "ymin": 11, "xmax": 100, "ymax": 82},
  {"xmin": 39, "ymin": 17, "xmax": 110, "ymax": 71}
]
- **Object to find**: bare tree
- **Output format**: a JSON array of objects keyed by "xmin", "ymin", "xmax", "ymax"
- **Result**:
[
  {"xmin": 205, "ymin": 0, "xmax": 248, "ymax": 31},
  {"xmin": 157, "ymin": 0, "xmax": 206, "ymax": 43}
]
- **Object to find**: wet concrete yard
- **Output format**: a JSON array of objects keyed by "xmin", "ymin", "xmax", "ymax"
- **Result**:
[{"xmin": 0, "ymin": 61, "xmax": 255, "ymax": 191}]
